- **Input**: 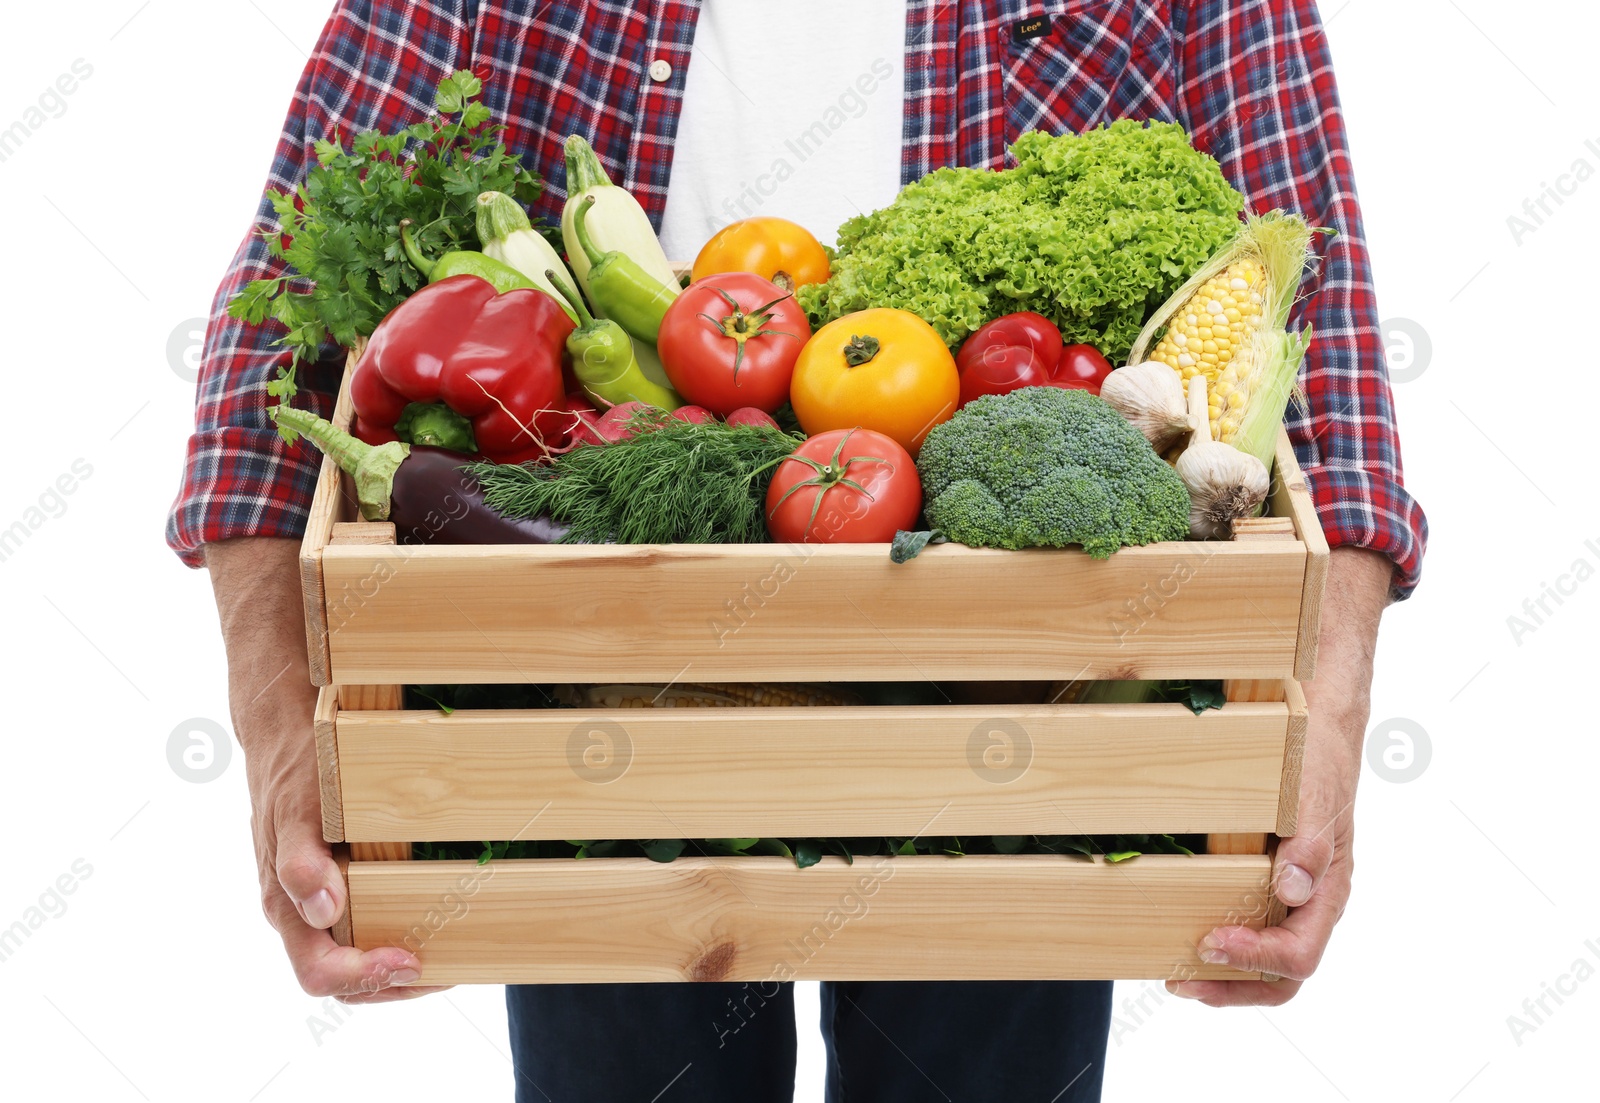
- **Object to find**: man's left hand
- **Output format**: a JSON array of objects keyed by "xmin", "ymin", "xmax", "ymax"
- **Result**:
[{"xmin": 1167, "ymin": 547, "xmax": 1392, "ymax": 1007}]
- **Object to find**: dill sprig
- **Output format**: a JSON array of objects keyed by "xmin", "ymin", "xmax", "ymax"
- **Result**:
[{"xmin": 468, "ymin": 413, "xmax": 803, "ymax": 544}]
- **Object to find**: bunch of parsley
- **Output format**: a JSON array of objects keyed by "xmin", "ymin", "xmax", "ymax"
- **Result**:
[{"xmin": 229, "ymin": 70, "xmax": 542, "ymax": 369}]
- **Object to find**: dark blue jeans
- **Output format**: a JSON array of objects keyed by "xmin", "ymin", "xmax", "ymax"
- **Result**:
[{"xmin": 507, "ymin": 980, "xmax": 1112, "ymax": 1101}]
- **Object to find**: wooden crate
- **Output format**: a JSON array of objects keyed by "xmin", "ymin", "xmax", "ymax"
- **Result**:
[{"xmin": 304, "ymin": 353, "xmax": 1327, "ymax": 985}]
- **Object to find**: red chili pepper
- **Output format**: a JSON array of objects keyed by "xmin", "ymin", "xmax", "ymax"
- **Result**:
[
  {"xmin": 349, "ymin": 274, "xmax": 574, "ymax": 464},
  {"xmin": 955, "ymin": 313, "xmax": 1112, "ymax": 404}
]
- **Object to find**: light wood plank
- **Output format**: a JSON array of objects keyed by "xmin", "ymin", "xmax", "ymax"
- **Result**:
[
  {"xmin": 1232, "ymin": 517, "xmax": 1296, "ymax": 539},
  {"xmin": 322, "ymin": 539, "xmax": 1308, "ymax": 684},
  {"xmin": 348, "ymin": 854, "xmax": 1274, "ymax": 983},
  {"xmin": 299, "ymin": 346, "xmax": 362, "ymax": 687},
  {"xmin": 335, "ymin": 702, "xmax": 1293, "ymax": 841},
  {"xmin": 332, "ymin": 521, "xmax": 398, "ymax": 545},
  {"xmin": 337, "ymin": 678, "xmax": 408, "ymax": 862},
  {"xmin": 1222, "ymin": 679, "xmax": 1286, "ymax": 703},
  {"xmin": 331, "ymin": 847, "xmax": 352, "ymax": 948},
  {"xmin": 1274, "ymin": 431, "xmax": 1330, "ymax": 683},
  {"xmin": 313, "ymin": 686, "xmax": 343, "ymax": 843},
  {"xmin": 1277, "ymin": 679, "xmax": 1309, "ymax": 837},
  {"xmin": 1207, "ymin": 680, "xmax": 1285, "ymax": 857},
  {"xmin": 1206, "ymin": 833, "xmax": 1268, "ymax": 855},
  {"xmin": 338, "ymin": 685, "xmax": 405, "ymax": 710}
]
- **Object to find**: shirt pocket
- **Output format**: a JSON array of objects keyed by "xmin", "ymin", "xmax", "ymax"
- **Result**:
[{"xmin": 1003, "ymin": 0, "xmax": 1174, "ymax": 146}]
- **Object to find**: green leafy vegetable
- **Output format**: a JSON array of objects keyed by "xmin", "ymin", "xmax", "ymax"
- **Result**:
[
  {"xmin": 469, "ymin": 411, "xmax": 803, "ymax": 544},
  {"xmin": 799, "ymin": 120, "xmax": 1245, "ymax": 362},
  {"xmin": 228, "ymin": 70, "xmax": 542, "ymax": 370}
]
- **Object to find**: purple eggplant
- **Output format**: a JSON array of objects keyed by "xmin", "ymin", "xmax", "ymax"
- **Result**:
[{"xmin": 271, "ymin": 405, "xmax": 569, "ymax": 545}]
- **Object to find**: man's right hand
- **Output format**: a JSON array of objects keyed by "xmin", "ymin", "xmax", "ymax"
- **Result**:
[{"xmin": 207, "ymin": 537, "xmax": 446, "ymax": 1003}]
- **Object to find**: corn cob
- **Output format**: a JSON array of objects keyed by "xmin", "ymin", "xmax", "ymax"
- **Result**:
[
  {"xmin": 1143, "ymin": 261, "xmax": 1266, "ymax": 434},
  {"xmin": 1128, "ymin": 212, "xmax": 1315, "ymax": 473},
  {"xmin": 567, "ymin": 683, "xmax": 860, "ymax": 708}
]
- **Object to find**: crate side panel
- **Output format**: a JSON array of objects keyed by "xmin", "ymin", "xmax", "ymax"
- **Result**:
[
  {"xmin": 322, "ymin": 542, "xmax": 1306, "ymax": 684},
  {"xmin": 348, "ymin": 854, "xmax": 1276, "ymax": 983},
  {"xmin": 337, "ymin": 702, "xmax": 1290, "ymax": 840}
]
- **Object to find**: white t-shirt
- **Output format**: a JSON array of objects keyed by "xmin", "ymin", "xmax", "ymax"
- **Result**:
[{"xmin": 656, "ymin": 1, "xmax": 907, "ymax": 263}]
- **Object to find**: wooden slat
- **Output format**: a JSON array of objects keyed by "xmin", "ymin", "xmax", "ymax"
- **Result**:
[
  {"xmin": 1273, "ymin": 431, "xmax": 1330, "ymax": 683},
  {"xmin": 338, "ymin": 685, "xmax": 405, "ymax": 710},
  {"xmin": 331, "ymin": 847, "xmax": 352, "ymax": 948},
  {"xmin": 299, "ymin": 346, "xmax": 362, "ymax": 687},
  {"xmin": 313, "ymin": 686, "xmax": 343, "ymax": 843},
  {"xmin": 348, "ymin": 854, "xmax": 1274, "ymax": 983},
  {"xmin": 1231, "ymin": 516, "xmax": 1296, "ymax": 539},
  {"xmin": 337, "ymin": 680, "xmax": 408, "ymax": 862},
  {"xmin": 1206, "ymin": 833, "xmax": 1268, "ymax": 855},
  {"xmin": 1207, "ymin": 679, "xmax": 1286, "ymax": 856},
  {"xmin": 1277, "ymin": 679, "xmax": 1309, "ymax": 836},
  {"xmin": 334, "ymin": 702, "xmax": 1293, "ymax": 841},
  {"xmin": 322, "ymin": 539, "xmax": 1308, "ymax": 684},
  {"xmin": 332, "ymin": 521, "xmax": 398, "ymax": 545}
]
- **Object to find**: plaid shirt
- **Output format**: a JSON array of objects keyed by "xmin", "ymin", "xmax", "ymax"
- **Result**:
[{"xmin": 168, "ymin": 0, "xmax": 1426, "ymax": 595}]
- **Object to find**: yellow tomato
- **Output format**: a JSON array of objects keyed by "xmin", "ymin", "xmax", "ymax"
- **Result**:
[
  {"xmin": 691, "ymin": 217, "xmax": 831, "ymax": 292},
  {"xmin": 790, "ymin": 309, "xmax": 960, "ymax": 456}
]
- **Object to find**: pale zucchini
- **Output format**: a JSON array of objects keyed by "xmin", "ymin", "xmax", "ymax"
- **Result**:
[
  {"xmin": 476, "ymin": 191, "xmax": 580, "ymax": 321},
  {"xmin": 560, "ymin": 135, "xmax": 680, "ymax": 298}
]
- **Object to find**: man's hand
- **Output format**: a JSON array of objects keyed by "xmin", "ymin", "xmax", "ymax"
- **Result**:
[
  {"xmin": 208, "ymin": 538, "xmax": 447, "ymax": 1003},
  {"xmin": 1169, "ymin": 547, "xmax": 1393, "ymax": 1007}
]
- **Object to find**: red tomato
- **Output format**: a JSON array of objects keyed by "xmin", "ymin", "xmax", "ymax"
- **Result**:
[
  {"xmin": 657, "ymin": 273, "xmax": 812, "ymax": 416},
  {"xmin": 1052, "ymin": 345, "xmax": 1114, "ymax": 393},
  {"xmin": 955, "ymin": 312, "xmax": 1063, "ymax": 406},
  {"xmin": 955, "ymin": 315, "xmax": 1114, "ymax": 403},
  {"xmin": 765, "ymin": 429, "xmax": 921, "ymax": 544}
]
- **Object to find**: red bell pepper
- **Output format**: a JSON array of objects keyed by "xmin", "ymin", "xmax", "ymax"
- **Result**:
[
  {"xmin": 955, "ymin": 312, "xmax": 1113, "ymax": 406},
  {"xmin": 350, "ymin": 274, "xmax": 575, "ymax": 464}
]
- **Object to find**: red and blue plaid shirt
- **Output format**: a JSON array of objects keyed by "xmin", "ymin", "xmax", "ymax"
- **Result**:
[{"xmin": 168, "ymin": 0, "xmax": 1426, "ymax": 595}]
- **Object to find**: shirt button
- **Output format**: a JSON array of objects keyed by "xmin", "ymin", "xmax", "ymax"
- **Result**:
[{"xmin": 648, "ymin": 59, "xmax": 672, "ymax": 82}]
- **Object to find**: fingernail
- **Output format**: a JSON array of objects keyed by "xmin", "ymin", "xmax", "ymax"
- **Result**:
[
  {"xmin": 302, "ymin": 888, "xmax": 338, "ymax": 928},
  {"xmin": 1169, "ymin": 982, "xmax": 1204, "ymax": 1000},
  {"xmin": 1277, "ymin": 863, "xmax": 1314, "ymax": 906},
  {"xmin": 390, "ymin": 968, "xmax": 421, "ymax": 985},
  {"xmin": 1198, "ymin": 939, "xmax": 1230, "ymax": 966}
]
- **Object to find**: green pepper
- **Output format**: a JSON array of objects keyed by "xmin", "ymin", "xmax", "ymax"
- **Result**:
[
  {"xmin": 400, "ymin": 219, "xmax": 538, "ymax": 295},
  {"xmin": 545, "ymin": 269, "xmax": 683, "ymax": 411},
  {"xmin": 570, "ymin": 195, "xmax": 679, "ymax": 345}
]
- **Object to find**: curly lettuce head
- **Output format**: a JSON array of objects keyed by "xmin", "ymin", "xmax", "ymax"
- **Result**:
[{"xmin": 798, "ymin": 120, "xmax": 1245, "ymax": 363}]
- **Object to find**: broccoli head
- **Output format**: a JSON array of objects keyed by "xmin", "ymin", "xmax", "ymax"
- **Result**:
[{"xmin": 916, "ymin": 387, "xmax": 1189, "ymax": 558}]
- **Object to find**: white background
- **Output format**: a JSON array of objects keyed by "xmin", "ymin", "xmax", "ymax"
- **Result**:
[{"xmin": 1, "ymin": 2, "xmax": 1596, "ymax": 1100}]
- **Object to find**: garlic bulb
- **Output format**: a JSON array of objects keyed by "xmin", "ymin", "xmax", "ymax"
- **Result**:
[
  {"xmin": 1176, "ymin": 376, "xmax": 1270, "ymax": 539},
  {"xmin": 1100, "ymin": 362, "xmax": 1193, "ymax": 451}
]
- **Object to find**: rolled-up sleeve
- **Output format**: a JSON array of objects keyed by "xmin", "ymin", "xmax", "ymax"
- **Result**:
[{"xmin": 1175, "ymin": 0, "xmax": 1427, "ymax": 597}]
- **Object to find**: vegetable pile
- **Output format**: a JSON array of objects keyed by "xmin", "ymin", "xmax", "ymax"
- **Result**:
[
  {"xmin": 798, "ymin": 120, "xmax": 1247, "ymax": 361},
  {"xmin": 241, "ymin": 73, "xmax": 1324, "ymax": 869},
  {"xmin": 469, "ymin": 410, "xmax": 801, "ymax": 544}
]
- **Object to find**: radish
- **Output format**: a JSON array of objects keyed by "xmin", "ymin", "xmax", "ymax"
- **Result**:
[
  {"xmin": 669, "ymin": 405, "xmax": 716, "ymax": 424},
  {"xmin": 725, "ymin": 407, "xmax": 779, "ymax": 430},
  {"xmin": 591, "ymin": 401, "xmax": 657, "ymax": 442}
]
